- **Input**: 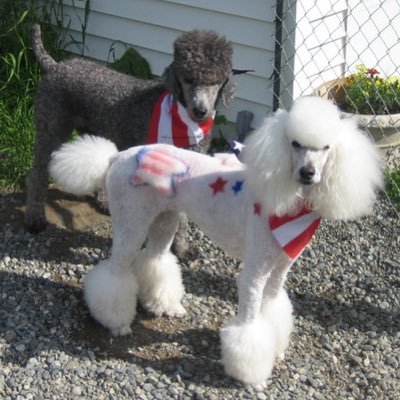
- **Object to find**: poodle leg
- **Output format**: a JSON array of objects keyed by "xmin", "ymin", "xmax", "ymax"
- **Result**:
[
  {"xmin": 171, "ymin": 212, "xmax": 191, "ymax": 260},
  {"xmin": 220, "ymin": 313, "xmax": 276, "ymax": 386},
  {"xmin": 25, "ymin": 107, "xmax": 72, "ymax": 233},
  {"xmin": 261, "ymin": 261, "xmax": 293, "ymax": 361},
  {"xmin": 220, "ymin": 260, "xmax": 276, "ymax": 385},
  {"xmin": 94, "ymin": 187, "xmax": 110, "ymax": 215},
  {"xmin": 134, "ymin": 211, "xmax": 186, "ymax": 317},
  {"xmin": 220, "ymin": 220, "xmax": 286, "ymax": 385},
  {"xmin": 84, "ymin": 214, "xmax": 152, "ymax": 336}
]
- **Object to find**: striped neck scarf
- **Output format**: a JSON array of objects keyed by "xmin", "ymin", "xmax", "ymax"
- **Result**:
[
  {"xmin": 147, "ymin": 90, "xmax": 214, "ymax": 147},
  {"xmin": 269, "ymin": 208, "xmax": 321, "ymax": 259}
]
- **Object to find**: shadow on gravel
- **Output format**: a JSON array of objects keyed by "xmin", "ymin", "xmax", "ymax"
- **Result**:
[
  {"xmin": 291, "ymin": 291, "xmax": 399, "ymax": 334},
  {"xmin": 182, "ymin": 268, "xmax": 238, "ymax": 304},
  {"xmin": 0, "ymin": 270, "xmax": 236, "ymax": 388}
]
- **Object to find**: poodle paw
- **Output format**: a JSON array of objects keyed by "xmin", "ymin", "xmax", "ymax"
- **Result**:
[
  {"xmin": 136, "ymin": 252, "xmax": 185, "ymax": 318},
  {"xmin": 220, "ymin": 317, "xmax": 276, "ymax": 385},
  {"xmin": 84, "ymin": 260, "xmax": 138, "ymax": 336},
  {"xmin": 255, "ymin": 381, "xmax": 268, "ymax": 390},
  {"xmin": 111, "ymin": 325, "xmax": 132, "ymax": 336},
  {"xmin": 276, "ymin": 352, "xmax": 286, "ymax": 362},
  {"xmin": 261, "ymin": 289, "xmax": 294, "ymax": 360},
  {"xmin": 164, "ymin": 303, "xmax": 186, "ymax": 318},
  {"xmin": 142, "ymin": 299, "xmax": 186, "ymax": 318}
]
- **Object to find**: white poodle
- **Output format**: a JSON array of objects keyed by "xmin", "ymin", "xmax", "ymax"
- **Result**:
[{"xmin": 49, "ymin": 96, "xmax": 383, "ymax": 386}]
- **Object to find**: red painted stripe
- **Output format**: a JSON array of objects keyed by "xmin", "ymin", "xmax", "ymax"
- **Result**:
[
  {"xmin": 139, "ymin": 162, "xmax": 166, "ymax": 176},
  {"xmin": 269, "ymin": 207, "xmax": 312, "ymax": 230},
  {"xmin": 146, "ymin": 149, "xmax": 175, "ymax": 168},
  {"xmin": 283, "ymin": 218, "xmax": 321, "ymax": 258},
  {"xmin": 147, "ymin": 91, "xmax": 168, "ymax": 144}
]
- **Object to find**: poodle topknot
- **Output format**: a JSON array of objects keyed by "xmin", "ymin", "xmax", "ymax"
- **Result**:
[
  {"xmin": 172, "ymin": 30, "xmax": 233, "ymax": 84},
  {"xmin": 285, "ymin": 96, "xmax": 342, "ymax": 147}
]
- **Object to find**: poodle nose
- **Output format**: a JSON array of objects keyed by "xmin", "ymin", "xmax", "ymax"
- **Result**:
[
  {"xmin": 192, "ymin": 106, "xmax": 207, "ymax": 119},
  {"xmin": 299, "ymin": 166, "xmax": 315, "ymax": 183}
]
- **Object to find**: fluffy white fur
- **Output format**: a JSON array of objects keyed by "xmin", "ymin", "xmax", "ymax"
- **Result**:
[
  {"xmin": 220, "ymin": 316, "xmax": 276, "ymax": 385},
  {"xmin": 49, "ymin": 134, "xmax": 118, "ymax": 195},
  {"xmin": 134, "ymin": 250, "xmax": 186, "ymax": 317},
  {"xmin": 245, "ymin": 96, "xmax": 383, "ymax": 219},
  {"xmin": 84, "ymin": 260, "xmax": 138, "ymax": 336},
  {"xmin": 49, "ymin": 96, "xmax": 383, "ymax": 386},
  {"xmin": 261, "ymin": 289, "xmax": 293, "ymax": 360}
]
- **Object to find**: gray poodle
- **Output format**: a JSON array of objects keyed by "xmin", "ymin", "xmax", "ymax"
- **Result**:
[{"xmin": 25, "ymin": 24, "xmax": 236, "ymax": 241}]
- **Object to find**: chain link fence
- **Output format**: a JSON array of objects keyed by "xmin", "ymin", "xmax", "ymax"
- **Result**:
[{"xmin": 273, "ymin": 0, "xmax": 400, "ymax": 211}]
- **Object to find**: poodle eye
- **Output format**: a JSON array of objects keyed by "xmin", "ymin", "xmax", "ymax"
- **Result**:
[
  {"xmin": 291, "ymin": 141, "xmax": 301, "ymax": 148},
  {"xmin": 183, "ymin": 77, "xmax": 194, "ymax": 85},
  {"xmin": 323, "ymin": 145, "xmax": 330, "ymax": 150}
]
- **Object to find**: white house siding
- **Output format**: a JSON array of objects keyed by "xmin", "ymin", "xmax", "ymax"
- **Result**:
[
  {"xmin": 346, "ymin": 0, "xmax": 400, "ymax": 77},
  {"xmin": 280, "ymin": 0, "xmax": 348, "ymax": 107},
  {"xmin": 56, "ymin": 0, "xmax": 278, "ymax": 129}
]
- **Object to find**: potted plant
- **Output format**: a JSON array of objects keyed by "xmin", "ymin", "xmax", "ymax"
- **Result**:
[{"xmin": 315, "ymin": 65, "xmax": 400, "ymax": 148}]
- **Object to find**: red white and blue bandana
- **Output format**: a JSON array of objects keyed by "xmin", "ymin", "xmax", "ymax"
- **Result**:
[
  {"xmin": 147, "ymin": 90, "xmax": 214, "ymax": 147},
  {"xmin": 269, "ymin": 208, "xmax": 321, "ymax": 259}
]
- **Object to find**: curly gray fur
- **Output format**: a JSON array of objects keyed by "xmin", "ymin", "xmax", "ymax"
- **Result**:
[{"xmin": 25, "ymin": 25, "xmax": 235, "ymax": 242}]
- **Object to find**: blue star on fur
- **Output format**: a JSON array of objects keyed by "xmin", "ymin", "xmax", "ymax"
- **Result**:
[{"xmin": 231, "ymin": 180, "xmax": 244, "ymax": 194}]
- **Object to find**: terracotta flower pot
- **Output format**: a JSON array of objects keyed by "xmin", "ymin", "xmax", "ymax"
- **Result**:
[{"xmin": 315, "ymin": 79, "xmax": 400, "ymax": 149}]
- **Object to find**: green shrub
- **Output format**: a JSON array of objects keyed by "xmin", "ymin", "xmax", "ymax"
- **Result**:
[
  {"xmin": 108, "ymin": 46, "xmax": 153, "ymax": 79},
  {"xmin": 344, "ymin": 65, "xmax": 400, "ymax": 115}
]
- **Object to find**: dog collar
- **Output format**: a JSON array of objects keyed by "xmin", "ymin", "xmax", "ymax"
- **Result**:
[
  {"xmin": 269, "ymin": 208, "xmax": 321, "ymax": 259},
  {"xmin": 147, "ymin": 90, "xmax": 214, "ymax": 147}
]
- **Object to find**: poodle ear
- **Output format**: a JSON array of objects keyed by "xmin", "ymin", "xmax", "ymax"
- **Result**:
[
  {"xmin": 162, "ymin": 64, "xmax": 183, "ymax": 101},
  {"xmin": 220, "ymin": 75, "xmax": 237, "ymax": 107},
  {"xmin": 312, "ymin": 118, "xmax": 383, "ymax": 220},
  {"xmin": 243, "ymin": 110, "xmax": 301, "ymax": 216}
]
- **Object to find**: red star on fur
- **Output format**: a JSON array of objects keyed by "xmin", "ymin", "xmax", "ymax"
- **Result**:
[
  {"xmin": 254, "ymin": 202, "xmax": 262, "ymax": 216},
  {"xmin": 209, "ymin": 177, "xmax": 228, "ymax": 195}
]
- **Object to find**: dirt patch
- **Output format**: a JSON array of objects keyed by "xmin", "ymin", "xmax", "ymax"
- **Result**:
[{"xmin": 0, "ymin": 186, "xmax": 111, "ymax": 235}]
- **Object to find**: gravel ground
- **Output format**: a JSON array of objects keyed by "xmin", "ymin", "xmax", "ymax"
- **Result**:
[{"xmin": 0, "ymin": 188, "xmax": 399, "ymax": 400}]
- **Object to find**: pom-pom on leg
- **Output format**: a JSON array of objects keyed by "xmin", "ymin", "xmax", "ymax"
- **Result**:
[
  {"xmin": 135, "ymin": 251, "xmax": 186, "ymax": 317},
  {"xmin": 261, "ymin": 289, "xmax": 294, "ymax": 360},
  {"xmin": 84, "ymin": 260, "xmax": 138, "ymax": 336},
  {"xmin": 220, "ymin": 316, "xmax": 276, "ymax": 386}
]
